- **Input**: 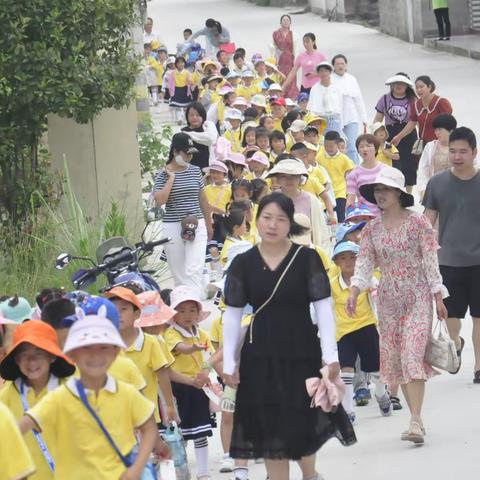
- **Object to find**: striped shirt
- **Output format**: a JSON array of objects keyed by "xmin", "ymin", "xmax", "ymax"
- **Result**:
[
  {"xmin": 154, "ymin": 164, "xmax": 205, "ymax": 222},
  {"xmin": 346, "ymin": 163, "xmax": 386, "ymax": 215}
]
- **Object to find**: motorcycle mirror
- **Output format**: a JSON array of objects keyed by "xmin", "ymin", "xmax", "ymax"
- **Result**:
[{"xmin": 55, "ymin": 253, "xmax": 72, "ymax": 270}]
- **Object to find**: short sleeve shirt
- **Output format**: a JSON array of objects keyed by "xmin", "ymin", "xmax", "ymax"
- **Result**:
[
  {"xmin": 316, "ymin": 150, "xmax": 355, "ymax": 198},
  {"xmin": 375, "ymin": 93, "xmax": 413, "ymax": 126},
  {"xmin": 346, "ymin": 163, "xmax": 386, "ymax": 215},
  {"xmin": 294, "ymin": 51, "xmax": 327, "ymax": 89},
  {"xmin": 410, "ymin": 96, "xmax": 453, "ymax": 142}
]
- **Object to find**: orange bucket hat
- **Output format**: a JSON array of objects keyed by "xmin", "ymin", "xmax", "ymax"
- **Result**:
[
  {"xmin": 104, "ymin": 286, "xmax": 142, "ymax": 310},
  {"xmin": 0, "ymin": 320, "xmax": 75, "ymax": 380},
  {"xmin": 135, "ymin": 291, "xmax": 177, "ymax": 328}
]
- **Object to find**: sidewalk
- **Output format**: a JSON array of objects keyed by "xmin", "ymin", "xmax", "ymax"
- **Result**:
[{"xmin": 425, "ymin": 34, "xmax": 480, "ymax": 60}]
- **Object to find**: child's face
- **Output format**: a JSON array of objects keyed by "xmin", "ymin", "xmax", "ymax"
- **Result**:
[
  {"xmin": 324, "ymin": 139, "xmax": 339, "ymax": 156},
  {"xmin": 228, "ymin": 119, "xmax": 241, "ymax": 130},
  {"xmin": 144, "ymin": 46, "xmax": 152, "ymax": 57},
  {"xmin": 271, "ymin": 138, "xmax": 285, "ymax": 153},
  {"xmin": 253, "ymin": 105, "xmax": 265, "ymax": 116},
  {"xmin": 174, "ymin": 301, "xmax": 199, "ymax": 330},
  {"xmin": 374, "ymin": 128, "xmax": 388, "ymax": 143},
  {"xmin": 305, "ymin": 132, "xmax": 319, "ymax": 145},
  {"xmin": 299, "ymin": 100, "xmax": 308, "ymax": 110},
  {"xmin": 218, "ymin": 51, "xmax": 228, "ymax": 65},
  {"xmin": 233, "ymin": 187, "xmax": 251, "ymax": 202},
  {"xmin": 256, "ymin": 185, "xmax": 269, "ymax": 203},
  {"xmin": 176, "ymin": 60, "xmax": 185, "ymax": 71},
  {"xmin": 15, "ymin": 344, "xmax": 55, "ymax": 383},
  {"xmin": 210, "ymin": 170, "xmax": 226, "ymax": 185},
  {"xmin": 345, "ymin": 229, "xmax": 362, "ymax": 244},
  {"xmin": 69, "ymin": 345, "xmax": 118, "ymax": 378},
  {"xmin": 245, "ymin": 131, "xmax": 256, "ymax": 146},
  {"xmin": 256, "ymin": 135, "xmax": 270, "ymax": 151},
  {"xmin": 233, "ymin": 165, "xmax": 245, "ymax": 180},
  {"xmin": 233, "ymin": 218, "xmax": 247, "ymax": 238},
  {"xmin": 334, "ymin": 251, "xmax": 357, "ymax": 276},
  {"xmin": 111, "ymin": 298, "xmax": 139, "ymax": 330},
  {"xmin": 338, "ymin": 140, "xmax": 347, "ymax": 153},
  {"xmin": 249, "ymin": 160, "xmax": 266, "ymax": 174},
  {"xmin": 292, "ymin": 131, "xmax": 304, "ymax": 142},
  {"xmin": 229, "ymin": 77, "xmax": 240, "ymax": 87},
  {"xmin": 234, "ymin": 57, "xmax": 245, "ymax": 69},
  {"xmin": 262, "ymin": 117, "xmax": 275, "ymax": 133},
  {"xmin": 183, "ymin": 31, "xmax": 191, "ymax": 41},
  {"xmin": 208, "ymin": 80, "xmax": 219, "ymax": 91},
  {"xmin": 243, "ymin": 77, "xmax": 253, "ymax": 87},
  {"xmin": 158, "ymin": 52, "xmax": 167, "ymax": 62},
  {"xmin": 306, "ymin": 150, "xmax": 316, "ymax": 165},
  {"xmin": 271, "ymin": 104, "xmax": 285, "ymax": 119},
  {"xmin": 255, "ymin": 63, "xmax": 266, "ymax": 76}
]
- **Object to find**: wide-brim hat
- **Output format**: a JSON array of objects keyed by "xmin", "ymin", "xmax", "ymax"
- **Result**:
[
  {"xmin": 63, "ymin": 315, "xmax": 126, "ymax": 354},
  {"xmin": 385, "ymin": 74, "xmax": 414, "ymax": 88},
  {"xmin": 203, "ymin": 159, "xmax": 229, "ymax": 175},
  {"xmin": 289, "ymin": 119, "xmax": 307, "ymax": 133},
  {"xmin": 225, "ymin": 108, "xmax": 243, "ymax": 120},
  {"xmin": 305, "ymin": 114, "xmax": 328, "ymax": 134},
  {"xmin": 267, "ymin": 159, "xmax": 308, "ymax": 178},
  {"xmin": 232, "ymin": 97, "xmax": 248, "ymax": 107},
  {"xmin": 316, "ymin": 61, "xmax": 333, "ymax": 72},
  {"xmin": 206, "ymin": 74, "xmax": 223, "ymax": 83},
  {"xmin": 225, "ymin": 152, "xmax": 247, "ymax": 167},
  {"xmin": 291, "ymin": 213, "xmax": 312, "ymax": 246},
  {"xmin": 250, "ymin": 94, "xmax": 267, "ymax": 108},
  {"xmin": 249, "ymin": 151, "xmax": 270, "ymax": 167},
  {"xmin": 135, "ymin": 291, "xmax": 177, "ymax": 327},
  {"xmin": 359, "ymin": 167, "xmax": 415, "ymax": 208},
  {"xmin": 169, "ymin": 286, "xmax": 210, "ymax": 321},
  {"xmin": 104, "ymin": 286, "xmax": 143, "ymax": 310},
  {"xmin": 0, "ymin": 320, "xmax": 75, "ymax": 380}
]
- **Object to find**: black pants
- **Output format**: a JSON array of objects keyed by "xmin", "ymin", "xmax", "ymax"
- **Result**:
[
  {"xmin": 434, "ymin": 8, "xmax": 451, "ymax": 38},
  {"xmin": 335, "ymin": 197, "xmax": 347, "ymax": 223}
]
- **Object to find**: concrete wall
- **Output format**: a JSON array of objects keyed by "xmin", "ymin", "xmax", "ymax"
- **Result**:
[
  {"xmin": 310, "ymin": 0, "xmax": 346, "ymax": 20},
  {"xmin": 47, "ymin": 104, "xmax": 144, "ymax": 234}
]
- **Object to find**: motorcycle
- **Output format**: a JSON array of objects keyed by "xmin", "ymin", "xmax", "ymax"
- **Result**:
[{"xmin": 55, "ymin": 223, "xmax": 170, "ymax": 292}]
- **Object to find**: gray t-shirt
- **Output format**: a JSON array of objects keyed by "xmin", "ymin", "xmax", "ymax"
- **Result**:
[{"xmin": 423, "ymin": 169, "xmax": 480, "ymax": 267}]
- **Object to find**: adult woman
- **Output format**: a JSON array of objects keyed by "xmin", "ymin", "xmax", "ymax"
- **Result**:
[
  {"xmin": 282, "ymin": 33, "xmax": 326, "ymax": 95},
  {"xmin": 182, "ymin": 102, "xmax": 218, "ymax": 171},
  {"xmin": 154, "ymin": 133, "xmax": 212, "ymax": 293},
  {"xmin": 392, "ymin": 75, "xmax": 452, "ymax": 182},
  {"xmin": 266, "ymin": 159, "xmax": 330, "ymax": 251},
  {"xmin": 346, "ymin": 167, "xmax": 447, "ymax": 444},
  {"xmin": 374, "ymin": 73, "xmax": 418, "ymax": 192},
  {"xmin": 272, "ymin": 15, "xmax": 298, "ymax": 99},
  {"xmin": 189, "ymin": 19, "xmax": 231, "ymax": 56},
  {"xmin": 223, "ymin": 192, "xmax": 356, "ymax": 480}
]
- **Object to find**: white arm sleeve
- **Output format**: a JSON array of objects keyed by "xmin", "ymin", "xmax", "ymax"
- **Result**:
[
  {"xmin": 186, "ymin": 120, "xmax": 219, "ymax": 146},
  {"xmin": 222, "ymin": 306, "xmax": 244, "ymax": 375},
  {"xmin": 312, "ymin": 297, "xmax": 339, "ymax": 365}
]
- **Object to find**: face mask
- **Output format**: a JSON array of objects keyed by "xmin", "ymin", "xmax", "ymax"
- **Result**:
[{"xmin": 175, "ymin": 154, "xmax": 189, "ymax": 167}]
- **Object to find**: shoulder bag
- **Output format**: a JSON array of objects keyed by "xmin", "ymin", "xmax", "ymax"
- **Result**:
[{"xmin": 425, "ymin": 320, "xmax": 459, "ymax": 373}]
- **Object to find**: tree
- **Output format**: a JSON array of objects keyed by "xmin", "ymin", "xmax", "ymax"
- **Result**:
[{"xmin": 0, "ymin": 0, "xmax": 140, "ymax": 231}]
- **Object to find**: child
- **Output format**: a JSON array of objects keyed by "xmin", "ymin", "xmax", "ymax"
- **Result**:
[
  {"xmin": 330, "ymin": 241, "xmax": 392, "ymax": 424},
  {"xmin": 144, "ymin": 43, "xmax": 162, "ymax": 106},
  {"xmin": 183, "ymin": 28, "xmax": 193, "ymax": 40},
  {"xmin": 245, "ymin": 151, "xmax": 270, "ymax": 180},
  {"xmin": 203, "ymin": 160, "xmax": 231, "ymax": 215},
  {"xmin": 370, "ymin": 123, "xmax": 400, "ymax": 167},
  {"xmin": 0, "ymin": 402, "xmax": 35, "ymax": 480},
  {"xmin": 226, "ymin": 70, "xmax": 242, "ymax": 89},
  {"xmin": 270, "ymin": 97, "xmax": 287, "ymax": 131},
  {"xmin": 223, "ymin": 108, "xmax": 243, "ymax": 152},
  {"xmin": 18, "ymin": 313, "xmax": 159, "ymax": 479},
  {"xmin": 231, "ymin": 179, "xmax": 253, "ymax": 204},
  {"xmin": 136, "ymin": 291, "xmax": 177, "ymax": 337},
  {"xmin": 220, "ymin": 209, "xmax": 252, "ymax": 266},
  {"xmin": 0, "ymin": 320, "xmax": 76, "ymax": 479},
  {"xmin": 236, "ymin": 71, "xmax": 260, "ymax": 101},
  {"xmin": 232, "ymin": 52, "xmax": 247, "ymax": 76},
  {"xmin": 345, "ymin": 202, "xmax": 376, "ymax": 224},
  {"xmin": 269, "ymin": 130, "xmax": 287, "ymax": 163},
  {"xmin": 259, "ymin": 114, "xmax": 275, "ymax": 134},
  {"xmin": 297, "ymin": 92, "xmax": 309, "ymax": 111},
  {"xmin": 286, "ymin": 119, "xmax": 307, "ymax": 151},
  {"xmin": 168, "ymin": 56, "xmax": 192, "ymax": 125},
  {"xmin": 105, "ymin": 287, "xmax": 177, "ymax": 425},
  {"xmin": 164, "ymin": 286, "xmax": 215, "ymax": 480},
  {"xmin": 229, "ymin": 199, "xmax": 259, "ymax": 245},
  {"xmin": 255, "ymin": 126, "xmax": 270, "ymax": 154},
  {"xmin": 241, "ymin": 125, "xmax": 257, "ymax": 151},
  {"xmin": 161, "ymin": 55, "xmax": 176, "ymax": 103},
  {"xmin": 251, "ymin": 178, "xmax": 269, "ymax": 204},
  {"xmin": 225, "ymin": 152, "xmax": 247, "ymax": 182},
  {"xmin": 338, "ymin": 136, "xmax": 348, "ymax": 154},
  {"xmin": 316, "ymin": 130, "xmax": 356, "ymax": 222},
  {"xmin": 250, "ymin": 94, "xmax": 267, "ymax": 117},
  {"xmin": 304, "ymin": 125, "xmax": 320, "ymax": 146},
  {"xmin": 199, "ymin": 74, "xmax": 222, "ymax": 109}
]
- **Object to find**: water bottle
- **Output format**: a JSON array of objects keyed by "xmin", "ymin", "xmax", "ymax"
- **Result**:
[{"xmin": 163, "ymin": 422, "xmax": 190, "ymax": 480}]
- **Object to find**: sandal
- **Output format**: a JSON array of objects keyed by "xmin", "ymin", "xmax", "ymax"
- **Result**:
[
  {"xmin": 474, "ymin": 370, "xmax": 480, "ymax": 384},
  {"xmin": 450, "ymin": 336, "xmax": 465, "ymax": 375},
  {"xmin": 401, "ymin": 421, "xmax": 425, "ymax": 445},
  {"xmin": 390, "ymin": 395, "xmax": 403, "ymax": 411}
]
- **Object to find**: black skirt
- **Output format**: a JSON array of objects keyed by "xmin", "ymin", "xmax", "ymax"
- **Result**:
[{"xmin": 386, "ymin": 123, "xmax": 418, "ymax": 186}]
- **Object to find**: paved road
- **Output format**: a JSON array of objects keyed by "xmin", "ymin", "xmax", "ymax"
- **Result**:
[{"xmin": 148, "ymin": 1, "xmax": 479, "ymax": 478}]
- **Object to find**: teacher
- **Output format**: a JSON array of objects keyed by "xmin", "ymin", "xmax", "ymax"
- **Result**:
[{"xmin": 189, "ymin": 19, "xmax": 231, "ymax": 57}]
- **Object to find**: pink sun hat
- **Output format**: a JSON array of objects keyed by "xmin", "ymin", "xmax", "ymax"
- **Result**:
[
  {"xmin": 249, "ymin": 151, "xmax": 270, "ymax": 167},
  {"xmin": 135, "ymin": 291, "xmax": 177, "ymax": 327},
  {"xmin": 169, "ymin": 286, "xmax": 210, "ymax": 322},
  {"xmin": 225, "ymin": 152, "xmax": 247, "ymax": 167}
]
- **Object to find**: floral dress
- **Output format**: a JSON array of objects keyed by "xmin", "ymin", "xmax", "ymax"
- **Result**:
[{"xmin": 351, "ymin": 212, "xmax": 447, "ymax": 385}]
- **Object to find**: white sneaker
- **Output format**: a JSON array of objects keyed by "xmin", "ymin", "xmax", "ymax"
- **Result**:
[{"xmin": 220, "ymin": 456, "xmax": 234, "ymax": 473}]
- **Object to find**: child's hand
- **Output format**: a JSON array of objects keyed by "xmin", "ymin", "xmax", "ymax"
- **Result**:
[
  {"xmin": 165, "ymin": 404, "xmax": 180, "ymax": 424},
  {"xmin": 154, "ymin": 436, "xmax": 171, "ymax": 461},
  {"xmin": 191, "ymin": 375, "xmax": 207, "ymax": 389},
  {"xmin": 192, "ymin": 343, "xmax": 207, "ymax": 352},
  {"xmin": 120, "ymin": 466, "xmax": 141, "ymax": 480}
]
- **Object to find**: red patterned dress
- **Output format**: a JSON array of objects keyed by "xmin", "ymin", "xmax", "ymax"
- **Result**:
[
  {"xmin": 272, "ymin": 28, "xmax": 298, "ymax": 99},
  {"xmin": 351, "ymin": 212, "xmax": 447, "ymax": 385}
]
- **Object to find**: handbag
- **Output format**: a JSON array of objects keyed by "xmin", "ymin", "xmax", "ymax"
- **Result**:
[
  {"xmin": 75, "ymin": 380, "xmax": 157, "ymax": 480},
  {"xmin": 248, "ymin": 245, "xmax": 302, "ymax": 343},
  {"xmin": 425, "ymin": 320, "xmax": 459, "ymax": 373},
  {"xmin": 411, "ymin": 97, "xmax": 442, "ymax": 155}
]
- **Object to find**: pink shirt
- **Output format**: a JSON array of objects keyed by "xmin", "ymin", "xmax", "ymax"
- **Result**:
[
  {"xmin": 346, "ymin": 163, "xmax": 386, "ymax": 215},
  {"xmin": 293, "ymin": 191, "xmax": 312, "ymax": 218},
  {"xmin": 294, "ymin": 51, "xmax": 327, "ymax": 89}
]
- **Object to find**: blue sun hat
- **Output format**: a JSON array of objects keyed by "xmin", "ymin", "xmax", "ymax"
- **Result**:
[
  {"xmin": 335, "ymin": 222, "xmax": 367, "ymax": 243},
  {"xmin": 332, "ymin": 241, "xmax": 360, "ymax": 260},
  {"xmin": 0, "ymin": 296, "xmax": 35, "ymax": 323}
]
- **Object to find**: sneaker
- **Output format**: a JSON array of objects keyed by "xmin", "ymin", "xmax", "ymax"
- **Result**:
[
  {"xmin": 347, "ymin": 411, "xmax": 356, "ymax": 425},
  {"xmin": 376, "ymin": 392, "xmax": 393, "ymax": 417},
  {"xmin": 474, "ymin": 370, "xmax": 480, "ymax": 384},
  {"xmin": 389, "ymin": 395, "xmax": 403, "ymax": 411},
  {"xmin": 220, "ymin": 456, "xmax": 234, "ymax": 473},
  {"xmin": 354, "ymin": 388, "xmax": 370, "ymax": 406}
]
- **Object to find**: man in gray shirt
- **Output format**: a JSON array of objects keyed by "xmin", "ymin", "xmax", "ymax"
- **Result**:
[{"xmin": 423, "ymin": 127, "xmax": 480, "ymax": 384}]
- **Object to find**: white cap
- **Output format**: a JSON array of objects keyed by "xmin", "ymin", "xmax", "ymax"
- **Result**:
[
  {"xmin": 289, "ymin": 119, "xmax": 307, "ymax": 133},
  {"xmin": 268, "ymin": 83, "xmax": 282, "ymax": 92},
  {"xmin": 250, "ymin": 94, "xmax": 267, "ymax": 108},
  {"xmin": 225, "ymin": 108, "xmax": 243, "ymax": 120}
]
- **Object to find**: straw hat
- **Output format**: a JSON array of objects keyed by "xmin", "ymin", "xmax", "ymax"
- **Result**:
[
  {"xmin": 135, "ymin": 291, "xmax": 177, "ymax": 328},
  {"xmin": 359, "ymin": 167, "xmax": 414, "ymax": 208},
  {"xmin": 0, "ymin": 320, "xmax": 76, "ymax": 380},
  {"xmin": 266, "ymin": 159, "xmax": 308, "ymax": 178},
  {"xmin": 169, "ymin": 286, "xmax": 210, "ymax": 321}
]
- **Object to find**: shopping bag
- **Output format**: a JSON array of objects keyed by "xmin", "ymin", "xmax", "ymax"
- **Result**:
[{"xmin": 425, "ymin": 320, "xmax": 459, "ymax": 373}]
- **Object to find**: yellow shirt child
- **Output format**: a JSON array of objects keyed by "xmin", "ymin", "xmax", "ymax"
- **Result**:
[
  {"xmin": 316, "ymin": 148, "xmax": 355, "ymax": 199},
  {"xmin": 376, "ymin": 143, "xmax": 399, "ymax": 167}
]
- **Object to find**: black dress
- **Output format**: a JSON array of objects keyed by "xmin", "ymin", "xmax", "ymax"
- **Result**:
[{"xmin": 224, "ymin": 244, "xmax": 356, "ymax": 460}]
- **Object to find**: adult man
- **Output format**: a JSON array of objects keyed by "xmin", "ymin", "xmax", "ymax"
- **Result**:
[
  {"xmin": 332, "ymin": 54, "xmax": 367, "ymax": 164},
  {"xmin": 143, "ymin": 17, "xmax": 162, "ymax": 45},
  {"xmin": 423, "ymin": 127, "xmax": 480, "ymax": 383}
]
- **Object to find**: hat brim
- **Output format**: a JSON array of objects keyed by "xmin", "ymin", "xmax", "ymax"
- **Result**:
[
  {"xmin": 0, "ymin": 338, "xmax": 76, "ymax": 381},
  {"xmin": 63, "ymin": 326, "xmax": 126, "ymax": 354},
  {"xmin": 359, "ymin": 183, "xmax": 414, "ymax": 208},
  {"xmin": 266, "ymin": 169, "xmax": 308, "ymax": 179},
  {"xmin": 385, "ymin": 75, "xmax": 414, "ymax": 88},
  {"xmin": 104, "ymin": 290, "xmax": 143, "ymax": 310},
  {"xmin": 135, "ymin": 306, "xmax": 176, "ymax": 327}
]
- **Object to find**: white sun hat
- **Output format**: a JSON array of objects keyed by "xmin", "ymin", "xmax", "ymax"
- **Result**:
[
  {"xmin": 266, "ymin": 158, "xmax": 308, "ymax": 178},
  {"xmin": 385, "ymin": 74, "xmax": 414, "ymax": 88}
]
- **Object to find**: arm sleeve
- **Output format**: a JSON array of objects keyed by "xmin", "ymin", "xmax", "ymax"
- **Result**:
[
  {"xmin": 223, "ymin": 255, "xmax": 247, "ymax": 307},
  {"xmin": 417, "ymin": 141, "xmax": 434, "ymax": 195},
  {"xmin": 218, "ymin": 27, "xmax": 231, "ymax": 44},
  {"xmin": 375, "ymin": 95, "xmax": 386, "ymax": 114},
  {"xmin": 351, "ymin": 223, "xmax": 377, "ymax": 292},
  {"xmin": 307, "ymin": 247, "xmax": 331, "ymax": 302},
  {"xmin": 312, "ymin": 298, "xmax": 339, "ymax": 364},
  {"xmin": 206, "ymin": 104, "xmax": 219, "ymax": 125},
  {"xmin": 186, "ymin": 121, "xmax": 218, "ymax": 146},
  {"xmin": 346, "ymin": 168, "xmax": 357, "ymax": 195},
  {"xmin": 222, "ymin": 306, "xmax": 244, "ymax": 375},
  {"xmin": 190, "ymin": 27, "xmax": 207, "ymax": 41}
]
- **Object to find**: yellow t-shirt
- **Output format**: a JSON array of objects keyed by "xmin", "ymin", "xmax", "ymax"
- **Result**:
[
  {"xmin": 273, "ymin": 117, "xmax": 283, "ymax": 132},
  {"xmin": 331, "ymin": 274, "xmax": 377, "ymax": 342},
  {"xmin": 147, "ymin": 56, "xmax": 164, "ymax": 85},
  {"xmin": 0, "ymin": 377, "xmax": 60, "ymax": 480},
  {"xmin": 209, "ymin": 315, "xmax": 224, "ymax": 349},
  {"xmin": 376, "ymin": 144, "xmax": 399, "ymax": 167},
  {"xmin": 164, "ymin": 325, "xmax": 213, "ymax": 378},
  {"xmin": 191, "ymin": 70, "xmax": 202, "ymax": 88},
  {"xmin": 314, "ymin": 246, "xmax": 332, "ymax": 273},
  {"xmin": 300, "ymin": 176, "xmax": 325, "ymax": 197},
  {"xmin": 236, "ymin": 84, "xmax": 261, "ymax": 101},
  {"xmin": 124, "ymin": 329, "xmax": 174, "ymax": 422},
  {"xmin": 27, "ymin": 377, "xmax": 154, "ymax": 480},
  {"xmin": 316, "ymin": 149, "xmax": 355, "ymax": 199},
  {"xmin": 0, "ymin": 401, "xmax": 35, "ymax": 480},
  {"xmin": 204, "ymin": 183, "xmax": 232, "ymax": 214},
  {"xmin": 224, "ymin": 129, "xmax": 242, "ymax": 153},
  {"xmin": 108, "ymin": 352, "xmax": 147, "ymax": 391},
  {"xmin": 220, "ymin": 236, "xmax": 253, "ymax": 266}
]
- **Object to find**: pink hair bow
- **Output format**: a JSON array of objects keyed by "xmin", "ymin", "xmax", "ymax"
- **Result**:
[{"xmin": 305, "ymin": 365, "xmax": 346, "ymax": 413}]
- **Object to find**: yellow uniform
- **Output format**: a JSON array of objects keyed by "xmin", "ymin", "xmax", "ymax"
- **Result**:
[
  {"xmin": 108, "ymin": 352, "xmax": 147, "ymax": 391},
  {"xmin": 300, "ymin": 176, "xmax": 325, "ymax": 197},
  {"xmin": 164, "ymin": 325, "xmax": 213, "ymax": 378},
  {"xmin": 331, "ymin": 274, "xmax": 377, "ymax": 341},
  {"xmin": 209, "ymin": 315, "xmax": 224, "ymax": 349},
  {"xmin": 124, "ymin": 329, "xmax": 174, "ymax": 422},
  {"xmin": 376, "ymin": 144, "xmax": 399, "ymax": 167},
  {"xmin": 316, "ymin": 149, "xmax": 355, "ymax": 199},
  {"xmin": 0, "ymin": 377, "xmax": 59, "ymax": 480},
  {"xmin": 314, "ymin": 246, "xmax": 332, "ymax": 273},
  {"xmin": 220, "ymin": 236, "xmax": 252, "ymax": 266},
  {"xmin": 204, "ymin": 183, "xmax": 232, "ymax": 214},
  {"xmin": 0, "ymin": 401, "xmax": 35, "ymax": 480},
  {"xmin": 236, "ymin": 83, "xmax": 261, "ymax": 101},
  {"xmin": 27, "ymin": 376, "xmax": 154, "ymax": 480},
  {"xmin": 223, "ymin": 129, "xmax": 242, "ymax": 153},
  {"xmin": 308, "ymin": 165, "xmax": 329, "ymax": 187},
  {"xmin": 147, "ymin": 56, "xmax": 164, "ymax": 85},
  {"xmin": 273, "ymin": 117, "xmax": 283, "ymax": 132},
  {"xmin": 174, "ymin": 69, "xmax": 189, "ymax": 88}
]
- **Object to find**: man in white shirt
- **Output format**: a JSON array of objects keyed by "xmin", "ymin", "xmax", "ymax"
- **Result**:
[
  {"xmin": 331, "ymin": 54, "xmax": 367, "ymax": 164},
  {"xmin": 307, "ymin": 62, "xmax": 343, "ymax": 136},
  {"xmin": 143, "ymin": 17, "xmax": 163, "ymax": 45}
]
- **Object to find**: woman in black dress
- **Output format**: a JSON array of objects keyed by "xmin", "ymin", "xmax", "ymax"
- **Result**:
[{"xmin": 223, "ymin": 192, "xmax": 356, "ymax": 480}]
